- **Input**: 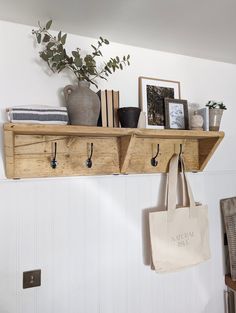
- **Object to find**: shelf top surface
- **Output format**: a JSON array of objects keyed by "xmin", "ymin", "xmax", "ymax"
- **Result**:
[{"xmin": 4, "ymin": 123, "xmax": 225, "ymax": 139}]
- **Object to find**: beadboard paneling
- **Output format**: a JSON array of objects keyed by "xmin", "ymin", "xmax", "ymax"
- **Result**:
[{"xmin": 0, "ymin": 172, "xmax": 233, "ymax": 313}]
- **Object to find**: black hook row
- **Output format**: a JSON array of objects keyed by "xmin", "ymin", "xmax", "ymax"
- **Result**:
[
  {"xmin": 51, "ymin": 142, "xmax": 95, "ymax": 169},
  {"xmin": 51, "ymin": 142, "xmax": 184, "ymax": 170}
]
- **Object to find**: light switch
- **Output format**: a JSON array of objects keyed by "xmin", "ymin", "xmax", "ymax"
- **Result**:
[{"xmin": 23, "ymin": 269, "xmax": 41, "ymax": 289}]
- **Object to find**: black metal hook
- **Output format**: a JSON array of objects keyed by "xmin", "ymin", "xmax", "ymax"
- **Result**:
[
  {"xmin": 151, "ymin": 144, "xmax": 160, "ymax": 167},
  {"xmin": 51, "ymin": 142, "xmax": 57, "ymax": 169},
  {"xmin": 86, "ymin": 143, "xmax": 93, "ymax": 168}
]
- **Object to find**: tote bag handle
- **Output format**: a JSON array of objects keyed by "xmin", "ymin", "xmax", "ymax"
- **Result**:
[
  {"xmin": 167, "ymin": 154, "xmax": 196, "ymax": 220},
  {"xmin": 179, "ymin": 155, "xmax": 197, "ymax": 218}
]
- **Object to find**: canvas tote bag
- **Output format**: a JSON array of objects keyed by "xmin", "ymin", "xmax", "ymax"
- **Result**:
[{"xmin": 149, "ymin": 153, "xmax": 211, "ymax": 272}]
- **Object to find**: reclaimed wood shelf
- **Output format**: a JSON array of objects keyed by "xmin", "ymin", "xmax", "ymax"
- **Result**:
[
  {"xmin": 225, "ymin": 275, "xmax": 236, "ymax": 291},
  {"xmin": 3, "ymin": 123, "xmax": 224, "ymax": 179}
]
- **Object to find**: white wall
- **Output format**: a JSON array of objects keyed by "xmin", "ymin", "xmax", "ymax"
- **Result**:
[{"xmin": 0, "ymin": 20, "xmax": 235, "ymax": 313}]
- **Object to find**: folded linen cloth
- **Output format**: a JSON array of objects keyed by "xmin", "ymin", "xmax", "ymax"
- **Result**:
[{"xmin": 7, "ymin": 105, "xmax": 69, "ymax": 124}]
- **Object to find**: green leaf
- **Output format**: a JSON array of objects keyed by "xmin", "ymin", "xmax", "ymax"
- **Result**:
[
  {"xmin": 105, "ymin": 66, "xmax": 112, "ymax": 74},
  {"xmin": 72, "ymin": 51, "xmax": 78, "ymax": 57},
  {"xmin": 104, "ymin": 39, "xmax": 109, "ymax": 44},
  {"xmin": 116, "ymin": 56, "xmax": 120, "ymax": 62},
  {"xmin": 40, "ymin": 53, "xmax": 48, "ymax": 61},
  {"xmin": 53, "ymin": 54, "xmax": 61, "ymax": 62},
  {"xmin": 88, "ymin": 68, "xmax": 96, "ymax": 75},
  {"xmin": 127, "ymin": 54, "xmax": 130, "ymax": 60},
  {"xmin": 61, "ymin": 34, "xmax": 67, "ymax": 45},
  {"xmin": 75, "ymin": 57, "xmax": 83, "ymax": 67},
  {"xmin": 47, "ymin": 42, "xmax": 54, "ymax": 49},
  {"xmin": 127, "ymin": 61, "xmax": 130, "ymax": 66},
  {"xmin": 58, "ymin": 31, "xmax": 62, "ymax": 40},
  {"xmin": 43, "ymin": 34, "xmax": 50, "ymax": 42},
  {"xmin": 46, "ymin": 20, "xmax": 52, "ymax": 30},
  {"xmin": 68, "ymin": 57, "xmax": 73, "ymax": 64},
  {"xmin": 47, "ymin": 50, "xmax": 53, "ymax": 58},
  {"xmin": 119, "ymin": 64, "xmax": 123, "ymax": 70},
  {"xmin": 58, "ymin": 65, "xmax": 66, "ymax": 73},
  {"xmin": 91, "ymin": 45, "xmax": 97, "ymax": 50},
  {"xmin": 36, "ymin": 33, "xmax": 41, "ymax": 44},
  {"xmin": 58, "ymin": 44, "xmax": 64, "ymax": 53},
  {"xmin": 99, "ymin": 75, "xmax": 107, "ymax": 80}
]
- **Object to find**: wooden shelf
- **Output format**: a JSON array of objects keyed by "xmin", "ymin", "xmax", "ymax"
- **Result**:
[
  {"xmin": 225, "ymin": 274, "xmax": 236, "ymax": 291},
  {"xmin": 3, "ymin": 123, "xmax": 224, "ymax": 179}
]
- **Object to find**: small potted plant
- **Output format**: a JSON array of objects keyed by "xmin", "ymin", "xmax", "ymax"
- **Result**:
[
  {"xmin": 206, "ymin": 100, "xmax": 227, "ymax": 131},
  {"xmin": 32, "ymin": 20, "xmax": 130, "ymax": 125}
]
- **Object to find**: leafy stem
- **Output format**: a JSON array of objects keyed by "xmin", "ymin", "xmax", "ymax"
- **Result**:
[{"xmin": 32, "ymin": 20, "xmax": 130, "ymax": 88}]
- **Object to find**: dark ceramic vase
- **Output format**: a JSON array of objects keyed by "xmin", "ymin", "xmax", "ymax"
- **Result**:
[
  {"xmin": 118, "ymin": 107, "xmax": 141, "ymax": 128},
  {"xmin": 63, "ymin": 81, "xmax": 100, "ymax": 126}
]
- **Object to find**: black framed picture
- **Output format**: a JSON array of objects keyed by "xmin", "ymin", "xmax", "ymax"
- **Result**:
[
  {"xmin": 164, "ymin": 98, "xmax": 189, "ymax": 130},
  {"xmin": 139, "ymin": 76, "xmax": 181, "ymax": 128}
]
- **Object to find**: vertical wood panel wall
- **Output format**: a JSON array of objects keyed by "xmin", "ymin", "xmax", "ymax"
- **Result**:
[{"xmin": 0, "ymin": 172, "xmax": 232, "ymax": 313}]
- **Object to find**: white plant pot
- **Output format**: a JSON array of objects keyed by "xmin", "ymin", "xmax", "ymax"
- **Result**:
[{"xmin": 209, "ymin": 108, "xmax": 223, "ymax": 131}]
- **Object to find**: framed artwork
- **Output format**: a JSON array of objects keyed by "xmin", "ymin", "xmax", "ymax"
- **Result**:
[
  {"xmin": 139, "ymin": 76, "xmax": 181, "ymax": 128},
  {"xmin": 164, "ymin": 98, "xmax": 189, "ymax": 130}
]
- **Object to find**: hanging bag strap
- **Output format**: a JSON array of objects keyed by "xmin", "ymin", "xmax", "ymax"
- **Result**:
[
  {"xmin": 164, "ymin": 160, "xmax": 186, "ymax": 208},
  {"xmin": 166, "ymin": 153, "xmax": 197, "ymax": 221},
  {"xmin": 166, "ymin": 154, "xmax": 179, "ymax": 221},
  {"xmin": 179, "ymin": 155, "xmax": 197, "ymax": 218}
]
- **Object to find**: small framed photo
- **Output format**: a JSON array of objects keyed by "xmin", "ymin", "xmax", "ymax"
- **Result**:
[
  {"xmin": 164, "ymin": 98, "xmax": 189, "ymax": 130},
  {"xmin": 139, "ymin": 76, "xmax": 181, "ymax": 128}
]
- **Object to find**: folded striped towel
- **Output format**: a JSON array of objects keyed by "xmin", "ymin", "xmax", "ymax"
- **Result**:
[{"xmin": 7, "ymin": 105, "xmax": 69, "ymax": 124}]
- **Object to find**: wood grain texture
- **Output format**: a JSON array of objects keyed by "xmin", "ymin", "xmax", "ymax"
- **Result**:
[
  {"xmin": 4, "ymin": 130, "xmax": 15, "ymax": 178},
  {"xmin": 3, "ymin": 123, "xmax": 224, "ymax": 178},
  {"xmin": 120, "ymin": 135, "xmax": 136, "ymax": 173},
  {"xmin": 13, "ymin": 135, "xmax": 120, "ymax": 178},
  {"xmin": 3, "ymin": 123, "xmax": 224, "ymax": 139},
  {"xmin": 199, "ymin": 137, "xmax": 224, "ymax": 170}
]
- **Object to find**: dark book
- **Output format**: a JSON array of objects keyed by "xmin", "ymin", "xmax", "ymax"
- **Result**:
[
  {"xmin": 112, "ymin": 90, "xmax": 120, "ymax": 127},
  {"xmin": 97, "ymin": 90, "xmax": 107, "ymax": 127}
]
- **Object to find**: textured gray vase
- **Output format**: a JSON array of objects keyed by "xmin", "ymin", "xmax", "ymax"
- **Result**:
[{"xmin": 64, "ymin": 81, "xmax": 100, "ymax": 126}]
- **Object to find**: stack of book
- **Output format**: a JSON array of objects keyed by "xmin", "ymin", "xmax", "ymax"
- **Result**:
[{"xmin": 97, "ymin": 90, "xmax": 120, "ymax": 127}]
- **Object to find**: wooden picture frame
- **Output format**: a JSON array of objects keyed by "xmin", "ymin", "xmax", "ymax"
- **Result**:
[
  {"xmin": 139, "ymin": 76, "xmax": 181, "ymax": 129},
  {"xmin": 164, "ymin": 98, "xmax": 189, "ymax": 130}
]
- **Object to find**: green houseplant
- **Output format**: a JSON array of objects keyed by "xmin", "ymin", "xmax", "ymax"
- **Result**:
[
  {"xmin": 32, "ymin": 20, "xmax": 130, "ymax": 125},
  {"xmin": 206, "ymin": 100, "xmax": 227, "ymax": 110},
  {"xmin": 206, "ymin": 100, "xmax": 226, "ymax": 131}
]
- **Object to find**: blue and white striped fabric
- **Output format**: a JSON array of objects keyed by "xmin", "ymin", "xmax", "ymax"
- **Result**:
[{"xmin": 7, "ymin": 105, "xmax": 69, "ymax": 124}]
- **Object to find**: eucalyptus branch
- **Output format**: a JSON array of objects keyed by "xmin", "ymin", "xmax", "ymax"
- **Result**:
[{"xmin": 32, "ymin": 20, "xmax": 130, "ymax": 87}]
